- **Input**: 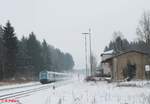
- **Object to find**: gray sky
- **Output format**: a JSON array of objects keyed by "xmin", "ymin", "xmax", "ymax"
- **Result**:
[{"xmin": 0, "ymin": 0, "xmax": 150, "ymax": 69}]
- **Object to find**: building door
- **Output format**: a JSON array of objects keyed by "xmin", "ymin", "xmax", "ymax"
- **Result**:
[{"xmin": 127, "ymin": 64, "xmax": 136, "ymax": 80}]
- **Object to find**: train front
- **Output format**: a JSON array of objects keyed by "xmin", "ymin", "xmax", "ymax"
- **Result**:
[{"xmin": 39, "ymin": 70, "xmax": 48, "ymax": 84}]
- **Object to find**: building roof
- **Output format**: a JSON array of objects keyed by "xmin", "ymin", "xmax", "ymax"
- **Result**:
[
  {"xmin": 101, "ymin": 50, "xmax": 114, "ymax": 56},
  {"xmin": 101, "ymin": 50, "xmax": 149, "ymax": 63}
]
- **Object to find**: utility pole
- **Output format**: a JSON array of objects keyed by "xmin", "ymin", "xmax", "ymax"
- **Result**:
[
  {"xmin": 89, "ymin": 28, "xmax": 92, "ymax": 76},
  {"xmin": 82, "ymin": 28, "xmax": 93, "ymax": 77},
  {"xmin": 82, "ymin": 33, "xmax": 88, "ymax": 77}
]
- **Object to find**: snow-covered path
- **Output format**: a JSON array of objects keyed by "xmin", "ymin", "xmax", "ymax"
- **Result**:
[{"xmin": 15, "ymin": 77, "xmax": 150, "ymax": 104}]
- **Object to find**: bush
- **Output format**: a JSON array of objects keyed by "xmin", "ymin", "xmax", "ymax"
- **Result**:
[{"xmin": 85, "ymin": 76, "xmax": 96, "ymax": 82}]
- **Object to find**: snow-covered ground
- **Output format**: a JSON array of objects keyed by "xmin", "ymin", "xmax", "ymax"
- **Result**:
[
  {"xmin": 0, "ymin": 82, "xmax": 40, "ymax": 90},
  {"xmin": 13, "ymin": 76, "xmax": 150, "ymax": 104}
]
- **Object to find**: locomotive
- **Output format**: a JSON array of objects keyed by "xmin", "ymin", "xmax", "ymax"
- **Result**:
[{"xmin": 39, "ymin": 70, "xmax": 69, "ymax": 84}]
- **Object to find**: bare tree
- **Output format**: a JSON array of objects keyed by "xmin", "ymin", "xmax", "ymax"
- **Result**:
[
  {"xmin": 136, "ymin": 11, "xmax": 150, "ymax": 44},
  {"xmin": 113, "ymin": 31, "xmax": 124, "ymax": 41}
]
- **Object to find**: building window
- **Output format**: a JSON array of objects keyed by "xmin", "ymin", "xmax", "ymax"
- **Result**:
[{"xmin": 145, "ymin": 65, "xmax": 150, "ymax": 80}]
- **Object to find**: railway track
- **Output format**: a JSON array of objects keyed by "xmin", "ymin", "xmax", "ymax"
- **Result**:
[
  {"xmin": 0, "ymin": 85, "xmax": 50, "ymax": 99},
  {"xmin": 0, "ymin": 79, "xmax": 73, "ymax": 100},
  {"xmin": 0, "ymin": 83, "xmax": 41, "ymax": 92}
]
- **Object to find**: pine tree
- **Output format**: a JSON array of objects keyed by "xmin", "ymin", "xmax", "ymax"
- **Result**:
[
  {"xmin": 26, "ymin": 32, "xmax": 43, "ymax": 76},
  {"xmin": 3, "ymin": 21, "xmax": 18, "ymax": 79},
  {"xmin": 16, "ymin": 36, "xmax": 34, "ymax": 79},
  {"xmin": 64, "ymin": 53, "xmax": 74, "ymax": 70},
  {"xmin": 0, "ymin": 26, "xmax": 4, "ymax": 80},
  {"xmin": 41, "ymin": 40, "xmax": 51, "ymax": 70}
]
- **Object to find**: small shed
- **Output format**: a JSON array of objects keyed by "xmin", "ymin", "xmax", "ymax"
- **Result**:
[{"xmin": 101, "ymin": 50, "xmax": 150, "ymax": 81}]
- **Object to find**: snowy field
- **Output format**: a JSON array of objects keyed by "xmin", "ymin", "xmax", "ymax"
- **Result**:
[{"xmin": 14, "ymin": 76, "xmax": 150, "ymax": 104}]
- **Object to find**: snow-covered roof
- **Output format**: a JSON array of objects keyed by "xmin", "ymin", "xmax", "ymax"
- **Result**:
[
  {"xmin": 101, "ymin": 50, "xmax": 148, "ymax": 63},
  {"xmin": 101, "ymin": 50, "xmax": 114, "ymax": 56}
]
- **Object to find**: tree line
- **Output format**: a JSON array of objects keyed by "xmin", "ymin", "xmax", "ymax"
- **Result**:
[
  {"xmin": 0, "ymin": 21, "xmax": 74, "ymax": 81},
  {"xmin": 104, "ymin": 11, "xmax": 150, "ymax": 54}
]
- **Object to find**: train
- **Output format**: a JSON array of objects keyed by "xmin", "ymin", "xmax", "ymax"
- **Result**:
[{"xmin": 39, "ymin": 70, "xmax": 69, "ymax": 84}]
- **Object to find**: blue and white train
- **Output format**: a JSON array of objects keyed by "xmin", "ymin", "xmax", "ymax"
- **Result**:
[{"xmin": 39, "ymin": 70, "xmax": 69, "ymax": 84}]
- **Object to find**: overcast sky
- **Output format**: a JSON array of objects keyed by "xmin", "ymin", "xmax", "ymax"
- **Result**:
[{"xmin": 0, "ymin": 0, "xmax": 150, "ymax": 69}]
